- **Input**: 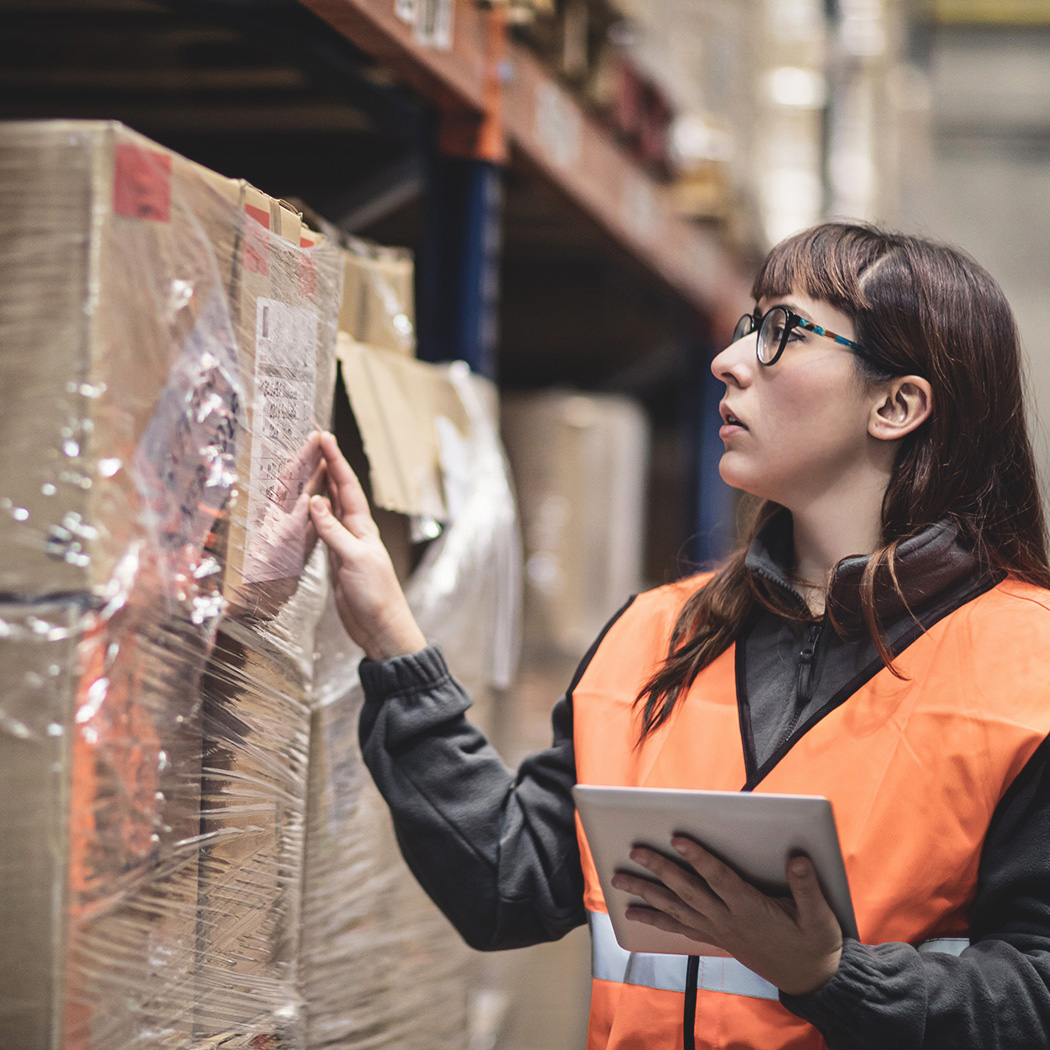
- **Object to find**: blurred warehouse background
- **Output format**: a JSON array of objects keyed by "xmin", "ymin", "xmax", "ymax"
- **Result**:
[{"xmin": 3, "ymin": 1, "xmax": 1050, "ymax": 1049}]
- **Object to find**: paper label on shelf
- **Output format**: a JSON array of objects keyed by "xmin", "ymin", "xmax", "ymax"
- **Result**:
[
  {"xmin": 534, "ymin": 81, "xmax": 582, "ymax": 169},
  {"xmin": 243, "ymin": 298, "xmax": 319, "ymax": 584},
  {"xmin": 414, "ymin": 0, "xmax": 453, "ymax": 50}
]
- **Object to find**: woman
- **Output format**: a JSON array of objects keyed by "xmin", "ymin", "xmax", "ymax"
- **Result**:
[{"xmin": 309, "ymin": 222, "xmax": 1050, "ymax": 1049}]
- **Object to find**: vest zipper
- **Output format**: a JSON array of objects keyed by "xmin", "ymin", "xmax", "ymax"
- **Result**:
[
  {"xmin": 773, "ymin": 621, "xmax": 823, "ymax": 750},
  {"xmin": 796, "ymin": 622, "xmax": 821, "ymax": 706},
  {"xmin": 748, "ymin": 565, "xmax": 810, "ymax": 615},
  {"xmin": 739, "ymin": 566, "xmax": 814, "ymax": 789},
  {"xmin": 744, "ymin": 620, "xmax": 826, "ymax": 790}
]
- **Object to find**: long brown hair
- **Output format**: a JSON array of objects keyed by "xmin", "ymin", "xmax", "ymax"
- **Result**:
[{"xmin": 637, "ymin": 221, "xmax": 1050, "ymax": 738}]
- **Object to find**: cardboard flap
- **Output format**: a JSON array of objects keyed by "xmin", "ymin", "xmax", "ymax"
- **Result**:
[{"xmin": 336, "ymin": 334, "xmax": 464, "ymax": 519}]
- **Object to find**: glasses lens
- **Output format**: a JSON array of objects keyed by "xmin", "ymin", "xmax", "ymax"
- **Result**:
[
  {"xmin": 757, "ymin": 307, "xmax": 790, "ymax": 364},
  {"xmin": 731, "ymin": 314, "xmax": 755, "ymax": 343}
]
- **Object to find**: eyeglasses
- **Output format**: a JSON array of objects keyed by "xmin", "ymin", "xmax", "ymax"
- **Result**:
[{"xmin": 731, "ymin": 306, "xmax": 873, "ymax": 367}]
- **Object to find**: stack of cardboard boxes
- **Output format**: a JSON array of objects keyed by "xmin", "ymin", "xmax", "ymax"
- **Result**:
[
  {"xmin": 0, "ymin": 120, "xmax": 339, "ymax": 1048},
  {"xmin": 0, "ymin": 119, "xmax": 522, "ymax": 1050},
  {"xmin": 0, "ymin": 121, "xmax": 245, "ymax": 1049}
]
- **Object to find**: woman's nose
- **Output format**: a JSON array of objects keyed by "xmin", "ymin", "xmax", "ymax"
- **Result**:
[{"xmin": 711, "ymin": 331, "xmax": 754, "ymax": 385}]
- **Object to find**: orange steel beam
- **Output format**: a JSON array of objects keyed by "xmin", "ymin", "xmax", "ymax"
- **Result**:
[{"xmin": 298, "ymin": 0, "xmax": 749, "ymax": 321}]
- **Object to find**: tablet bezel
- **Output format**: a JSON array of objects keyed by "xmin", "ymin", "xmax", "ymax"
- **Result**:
[{"xmin": 573, "ymin": 784, "xmax": 858, "ymax": 957}]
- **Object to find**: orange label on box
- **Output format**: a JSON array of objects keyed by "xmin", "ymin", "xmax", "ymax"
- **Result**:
[
  {"xmin": 69, "ymin": 621, "xmax": 162, "ymax": 901},
  {"xmin": 299, "ymin": 234, "xmax": 318, "ymax": 299},
  {"xmin": 113, "ymin": 143, "xmax": 173, "ymax": 222}
]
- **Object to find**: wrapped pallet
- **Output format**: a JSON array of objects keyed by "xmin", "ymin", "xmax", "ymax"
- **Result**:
[
  {"xmin": 192, "ymin": 140, "xmax": 341, "ymax": 1050},
  {"xmin": 0, "ymin": 120, "xmax": 340, "ymax": 1049},
  {"xmin": 302, "ymin": 357, "xmax": 522, "ymax": 1050},
  {"xmin": 0, "ymin": 116, "xmax": 523, "ymax": 1050}
]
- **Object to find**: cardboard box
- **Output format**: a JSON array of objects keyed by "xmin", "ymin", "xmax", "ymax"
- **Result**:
[
  {"xmin": 0, "ymin": 597, "xmax": 208, "ymax": 1049},
  {"xmin": 299, "ymin": 353, "xmax": 522, "ymax": 1050},
  {"xmin": 301, "ymin": 618, "xmax": 474, "ymax": 1050},
  {"xmin": 194, "ymin": 613, "xmax": 314, "ymax": 1047},
  {"xmin": 0, "ymin": 120, "xmax": 243, "ymax": 601},
  {"xmin": 0, "ymin": 120, "xmax": 342, "ymax": 623},
  {"xmin": 338, "ymin": 242, "xmax": 416, "ymax": 357},
  {"xmin": 300, "ymin": 693, "xmax": 473, "ymax": 1050},
  {"xmin": 501, "ymin": 391, "xmax": 650, "ymax": 658}
]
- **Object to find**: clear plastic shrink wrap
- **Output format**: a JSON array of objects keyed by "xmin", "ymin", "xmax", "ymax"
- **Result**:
[
  {"xmin": 0, "ymin": 120, "xmax": 341, "ymax": 1049},
  {"xmin": 303, "ymin": 362, "xmax": 522, "ymax": 1050},
  {"xmin": 194, "ymin": 179, "xmax": 340, "ymax": 1048}
]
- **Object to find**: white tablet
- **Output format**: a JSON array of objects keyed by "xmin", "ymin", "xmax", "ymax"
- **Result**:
[{"xmin": 573, "ymin": 784, "xmax": 857, "ymax": 956}]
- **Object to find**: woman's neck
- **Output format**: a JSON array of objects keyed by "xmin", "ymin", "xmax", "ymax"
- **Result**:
[{"xmin": 789, "ymin": 497, "xmax": 885, "ymax": 615}]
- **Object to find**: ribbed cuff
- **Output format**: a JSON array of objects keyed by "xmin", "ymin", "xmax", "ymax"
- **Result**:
[
  {"xmin": 358, "ymin": 644, "xmax": 451, "ymax": 703},
  {"xmin": 779, "ymin": 936, "xmax": 920, "ymax": 1045}
]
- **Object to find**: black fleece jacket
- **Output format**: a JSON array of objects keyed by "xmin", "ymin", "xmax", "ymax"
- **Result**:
[{"xmin": 358, "ymin": 517, "xmax": 1050, "ymax": 1049}]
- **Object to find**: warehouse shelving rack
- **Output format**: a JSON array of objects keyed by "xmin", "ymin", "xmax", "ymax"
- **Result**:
[
  {"xmin": 0, "ymin": 0, "xmax": 742, "ymax": 564},
  {"xmin": 294, "ymin": 0, "xmax": 743, "ymax": 562},
  {"xmin": 301, "ymin": 0, "xmax": 748, "ymax": 320}
]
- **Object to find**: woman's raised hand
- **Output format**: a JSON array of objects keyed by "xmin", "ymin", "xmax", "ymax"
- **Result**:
[
  {"xmin": 610, "ymin": 838, "xmax": 843, "ymax": 996},
  {"xmin": 309, "ymin": 431, "xmax": 427, "ymax": 661}
]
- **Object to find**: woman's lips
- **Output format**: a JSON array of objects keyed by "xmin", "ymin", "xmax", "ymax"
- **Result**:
[{"xmin": 719, "ymin": 402, "xmax": 748, "ymax": 434}]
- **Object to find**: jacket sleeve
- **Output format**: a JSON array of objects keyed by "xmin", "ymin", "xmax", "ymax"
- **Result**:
[
  {"xmin": 357, "ymin": 645, "xmax": 586, "ymax": 951},
  {"xmin": 781, "ymin": 734, "xmax": 1050, "ymax": 1049}
]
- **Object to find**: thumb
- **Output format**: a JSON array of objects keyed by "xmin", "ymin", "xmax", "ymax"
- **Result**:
[
  {"xmin": 787, "ymin": 855, "xmax": 836, "ymax": 930},
  {"xmin": 309, "ymin": 493, "xmax": 332, "ymax": 522},
  {"xmin": 310, "ymin": 495, "xmax": 353, "ymax": 555}
]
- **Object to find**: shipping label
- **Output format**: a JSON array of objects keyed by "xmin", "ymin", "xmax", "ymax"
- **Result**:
[{"xmin": 243, "ymin": 298, "xmax": 320, "ymax": 584}]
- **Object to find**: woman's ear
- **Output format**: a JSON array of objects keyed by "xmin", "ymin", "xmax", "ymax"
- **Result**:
[{"xmin": 869, "ymin": 375, "xmax": 933, "ymax": 442}]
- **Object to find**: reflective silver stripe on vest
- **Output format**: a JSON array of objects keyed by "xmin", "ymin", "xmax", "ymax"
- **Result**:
[
  {"xmin": 919, "ymin": 938, "xmax": 968, "ymax": 956},
  {"xmin": 589, "ymin": 910, "xmax": 779, "ymax": 1000},
  {"xmin": 589, "ymin": 911, "xmax": 970, "ymax": 1000}
]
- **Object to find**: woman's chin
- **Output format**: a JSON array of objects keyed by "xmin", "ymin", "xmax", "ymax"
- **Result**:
[{"xmin": 718, "ymin": 461, "xmax": 764, "ymax": 499}]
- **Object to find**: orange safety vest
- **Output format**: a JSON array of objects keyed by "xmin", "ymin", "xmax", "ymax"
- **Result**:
[{"xmin": 573, "ymin": 575, "xmax": 1050, "ymax": 1050}]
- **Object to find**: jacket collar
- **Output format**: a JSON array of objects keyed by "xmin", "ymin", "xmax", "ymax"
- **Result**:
[{"xmin": 744, "ymin": 507, "xmax": 982, "ymax": 637}]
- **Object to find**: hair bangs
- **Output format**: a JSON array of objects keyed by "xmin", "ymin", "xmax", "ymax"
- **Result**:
[{"xmin": 751, "ymin": 223, "xmax": 888, "ymax": 317}]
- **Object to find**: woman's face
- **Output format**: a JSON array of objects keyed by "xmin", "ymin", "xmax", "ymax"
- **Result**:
[{"xmin": 711, "ymin": 291, "xmax": 881, "ymax": 511}]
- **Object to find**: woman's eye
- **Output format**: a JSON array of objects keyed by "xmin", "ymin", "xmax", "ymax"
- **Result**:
[{"xmin": 786, "ymin": 327, "xmax": 807, "ymax": 343}]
